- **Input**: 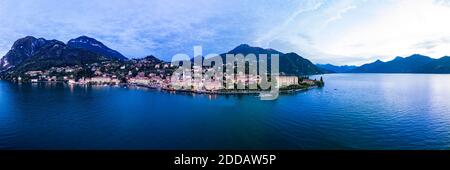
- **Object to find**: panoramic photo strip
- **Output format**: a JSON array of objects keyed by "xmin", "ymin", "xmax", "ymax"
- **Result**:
[{"xmin": 1, "ymin": 0, "xmax": 450, "ymax": 168}]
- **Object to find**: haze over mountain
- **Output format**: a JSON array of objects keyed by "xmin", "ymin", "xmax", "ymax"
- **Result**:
[
  {"xmin": 414, "ymin": 56, "xmax": 450, "ymax": 73},
  {"xmin": 348, "ymin": 54, "xmax": 450, "ymax": 73},
  {"xmin": 316, "ymin": 64, "xmax": 357, "ymax": 73}
]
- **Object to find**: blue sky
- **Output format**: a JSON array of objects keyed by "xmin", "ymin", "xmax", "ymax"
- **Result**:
[{"xmin": 1, "ymin": 0, "xmax": 449, "ymax": 65}]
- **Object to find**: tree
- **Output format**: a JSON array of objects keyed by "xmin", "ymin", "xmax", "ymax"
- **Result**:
[{"xmin": 318, "ymin": 76, "xmax": 324, "ymax": 87}]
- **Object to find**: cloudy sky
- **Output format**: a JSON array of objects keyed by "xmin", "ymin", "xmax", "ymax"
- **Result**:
[{"xmin": 0, "ymin": 0, "xmax": 449, "ymax": 65}]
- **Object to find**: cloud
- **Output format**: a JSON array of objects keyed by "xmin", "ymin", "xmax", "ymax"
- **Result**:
[
  {"xmin": 1, "ymin": 0, "xmax": 449, "ymax": 65},
  {"xmin": 251, "ymin": 0, "xmax": 450, "ymax": 65},
  {"xmin": 434, "ymin": 0, "xmax": 450, "ymax": 6},
  {"xmin": 323, "ymin": 5, "xmax": 357, "ymax": 25},
  {"xmin": 0, "ymin": 0, "xmax": 228, "ymax": 59},
  {"xmin": 253, "ymin": 0, "xmax": 325, "ymax": 47}
]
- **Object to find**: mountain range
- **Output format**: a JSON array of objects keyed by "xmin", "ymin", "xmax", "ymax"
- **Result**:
[
  {"xmin": 219, "ymin": 44, "xmax": 323, "ymax": 75},
  {"xmin": 316, "ymin": 64, "xmax": 357, "ymax": 73},
  {"xmin": 2, "ymin": 36, "xmax": 449, "ymax": 75},
  {"xmin": 67, "ymin": 36, "xmax": 127, "ymax": 60},
  {"xmin": 0, "ymin": 36, "xmax": 126, "ymax": 73},
  {"xmin": 316, "ymin": 54, "xmax": 450, "ymax": 74},
  {"xmin": 0, "ymin": 36, "xmax": 323, "ymax": 75},
  {"xmin": 347, "ymin": 54, "xmax": 450, "ymax": 73}
]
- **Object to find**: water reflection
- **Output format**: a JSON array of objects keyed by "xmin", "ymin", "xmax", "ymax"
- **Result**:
[{"xmin": 0, "ymin": 74, "xmax": 450, "ymax": 149}]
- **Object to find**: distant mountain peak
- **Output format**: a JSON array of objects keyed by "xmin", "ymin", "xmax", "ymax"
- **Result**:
[
  {"xmin": 70, "ymin": 35, "xmax": 99, "ymax": 42},
  {"xmin": 68, "ymin": 36, "xmax": 105, "ymax": 47},
  {"xmin": 236, "ymin": 44, "xmax": 251, "ymax": 48},
  {"xmin": 228, "ymin": 44, "xmax": 283, "ymax": 55},
  {"xmin": 221, "ymin": 44, "xmax": 321, "ymax": 75},
  {"xmin": 76, "ymin": 35, "xmax": 93, "ymax": 39},
  {"xmin": 230, "ymin": 44, "xmax": 254, "ymax": 52},
  {"xmin": 348, "ymin": 54, "xmax": 449, "ymax": 73},
  {"xmin": 12, "ymin": 36, "xmax": 44, "ymax": 48},
  {"xmin": 0, "ymin": 36, "xmax": 55, "ymax": 70},
  {"xmin": 284, "ymin": 52, "xmax": 298, "ymax": 56},
  {"xmin": 407, "ymin": 54, "xmax": 429, "ymax": 59},
  {"xmin": 18, "ymin": 36, "xmax": 37, "ymax": 41},
  {"xmin": 393, "ymin": 56, "xmax": 404, "ymax": 60},
  {"xmin": 410, "ymin": 54, "xmax": 426, "ymax": 57},
  {"xmin": 143, "ymin": 55, "xmax": 161, "ymax": 61},
  {"xmin": 144, "ymin": 55, "xmax": 157, "ymax": 59},
  {"xmin": 316, "ymin": 64, "xmax": 357, "ymax": 73},
  {"xmin": 374, "ymin": 59, "xmax": 383, "ymax": 63},
  {"xmin": 1, "ymin": 35, "xmax": 128, "ymax": 71},
  {"xmin": 67, "ymin": 36, "xmax": 127, "ymax": 60}
]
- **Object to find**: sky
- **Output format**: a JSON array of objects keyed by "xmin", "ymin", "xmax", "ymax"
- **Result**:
[{"xmin": 0, "ymin": 0, "xmax": 449, "ymax": 65}]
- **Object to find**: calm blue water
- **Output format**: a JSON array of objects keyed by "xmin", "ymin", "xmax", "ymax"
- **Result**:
[{"xmin": 1, "ymin": 74, "xmax": 450, "ymax": 149}]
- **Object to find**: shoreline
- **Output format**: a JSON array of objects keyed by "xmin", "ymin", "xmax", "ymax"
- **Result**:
[
  {"xmin": 127, "ymin": 83, "xmax": 319, "ymax": 96},
  {"xmin": 3, "ymin": 80, "xmax": 320, "ymax": 96}
]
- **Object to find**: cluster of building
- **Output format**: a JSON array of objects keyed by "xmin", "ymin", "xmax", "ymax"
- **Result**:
[
  {"xmin": 16, "ymin": 58, "xmax": 174, "ymax": 86},
  {"xmin": 172, "ymin": 70, "xmax": 313, "ymax": 92},
  {"xmin": 14, "ymin": 57, "xmax": 319, "ymax": 93},
  {"xmin": 23, "ymin": 65, "xmax": 83, "ymax": 82}
]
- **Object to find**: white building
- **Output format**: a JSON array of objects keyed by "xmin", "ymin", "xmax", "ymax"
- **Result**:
[
  {"xmin": 302, "ymin": 79, "xmax": 316, "ymax": 86},
  {"xmin": 25, "ymin": 71, "xmax": 43, "ymax": 77},
  {"xmin": 129, "ymin": 77, "xmax": 151, "ymax": 85},
  {"xmin": 276, "ymin": 76, "xmax": 299, "ymax": 87},
  {"xmin": 89, "ymin": 77, "xmax": 112, "ymax": 84}
]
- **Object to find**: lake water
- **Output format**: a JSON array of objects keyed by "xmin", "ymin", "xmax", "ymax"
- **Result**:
[{"xmin": 1, "ymin": 74, "xmax": 450, "ymax": 149}]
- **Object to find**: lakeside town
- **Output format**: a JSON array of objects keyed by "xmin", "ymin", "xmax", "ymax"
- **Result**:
[{"xmin": 0, "ymin": 55, "xmax": 324, "ymax": 95}]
